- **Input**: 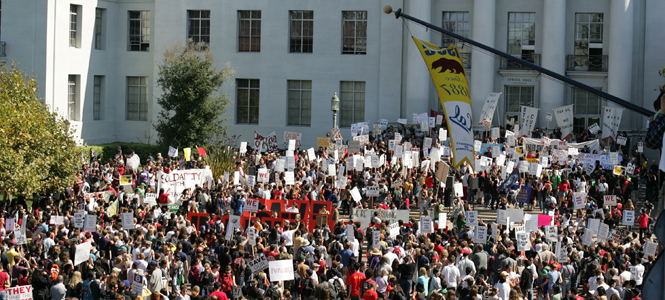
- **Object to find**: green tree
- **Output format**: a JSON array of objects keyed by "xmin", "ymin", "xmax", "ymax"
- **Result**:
[
  {"xmin": 154, "ymin": 41, "xmax": 235, "ymax": 148},
  {"xmin": 0, "ymin": 63, "xmax": 80, "ymax": 197}
]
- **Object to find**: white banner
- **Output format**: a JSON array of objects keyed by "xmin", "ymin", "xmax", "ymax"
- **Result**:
[
  {"xmin": 478, "ymin": 93, "xmax": 502, "ymax": 125},
  {"xmin": 554, "ymin": 105, "xmax": 574, "ymax": 139},
  {"xmin": 520, "ymin": 106, "xmax": 539, "ymax": 137},
  {"xmin": 121, "ymin": 213, "xmax": 134, "ymax": 230},
  {"xmin": 245, "ymin": 199, "xmax": 260, "ymax": 213},
  {"xmin": 474, "ymin": 226, "xmax": 487, "ymax": 244},
  {"xmin": 516, "ymin": 232, "xmax": 530, "ymax": 251},
  {"xmin": 74, "ymin": 242, "xmax": 92, "ymax": 266},
  {"xmin": 269, "ymin": 259, "xmax": 295, "ymax": 282},
  {"xmin": 283, "ymin": 132, "xmax": 302, "ymax": 149},
  {"xmin": 7, "ymin": 285, "xmax": 33, "ymax": 300},
  {"xmin": 602, "ymin": 106, "xmax": 624, "ymax": 141},
  {"xmin": 157, "ymin": 169, "xmax": 213, "ymax": 202}
]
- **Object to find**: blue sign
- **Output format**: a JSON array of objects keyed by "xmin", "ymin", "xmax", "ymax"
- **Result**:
[{"xmin": 516, "ymin": 186, "xmax": 532, "ymax": 204}]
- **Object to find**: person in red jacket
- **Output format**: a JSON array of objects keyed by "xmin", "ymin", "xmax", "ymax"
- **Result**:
[{"xmin": 637, "ymin": 210, "xmax": 649, "ymax": 240}]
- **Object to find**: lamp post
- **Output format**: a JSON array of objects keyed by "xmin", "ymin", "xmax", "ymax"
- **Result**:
[{"xmin": 331, "ymin": 92, "xmax": 339, "ymax": 128}]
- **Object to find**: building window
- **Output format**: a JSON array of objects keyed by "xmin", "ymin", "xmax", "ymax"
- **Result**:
[
  {"xmin": 70, "ymin": 5, "xmax": 81, "ymax": 48},
  {"xmin": 507, "ymin": 12, "xmax": 535, "ymax": 55},
  {"xmin": 93, "ymin": 76, "xmax": 104, "ymax": 120},
  {"xmin": 287, "ymin": 80, "xmax": 312, "ymax": 126},
  {"xmin": 238, "ymin": 10, "xmax": 261, "ymax": 52},
  {"xmin": 340, "ymin": 81, "xmax": 365, "ymax": 127},
  {"xmin": 188, "ymin": 10, "xmax": 210, "ymax": 45},
  {"xmin": 572, "ymin": 87, "xmax": 602, "ymax": 134},
  {"xmin": 94, "ymin": 8, "xmax": 105, "ymax": 50},
  {"xmin": 342, "ymin": 11, "xmax": 367, "ymax": 55},
  {"xmin": 289, "ymin": 11, "xmax": 313, "ymax": 53},
  {"xmin": 575, "ymin": 13, "xmax": 603, "ymax": 56},
  {"xmin": 504, "ymin": 86, "xmax": 534, "ymax": 125},
  {"xmin": 68, "ymin": 75, "xmax": 80, "ymax": 121},
  {"xmin": 128, "ymin": 11, "xmax": 150, "ymax": 51},
  {"xmin": 236, "ymin": 79, "xmax": 260, "ymax": 124},
  {"xmin": 127, "ymin": 77, "xmax": 148, "ymax": 121}
]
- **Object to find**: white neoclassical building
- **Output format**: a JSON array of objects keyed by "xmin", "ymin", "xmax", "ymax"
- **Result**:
[{"xmin": 0, "ymin": 0, "xmax": 663, "ymax": 149}]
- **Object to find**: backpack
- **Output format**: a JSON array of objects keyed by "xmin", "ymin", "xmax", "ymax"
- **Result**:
[
  {"xmin": 329, "ymin": 241, "xmax": 342, "ymax": 255},
  {"xmin": 265, "ymin": 286, "xmax": 281, "ymax": 300},
  {"xmin": 331, "ymin": 278, "xmax": 345, "ymax": 299},
  {"xmin": 221, "ymin": 273, "xmax": 234, "ymax": 292},
  {"xmin": 189, "ymin": 265, "xmax": 201, "ymax": 286},
  {"xmin": 302, "ymin": 277, "xmax": 315, "ymax": 297},
  {"xmin": 230, "ymin": 198, "xmax": 238, "ymax": 210},
  {"xmin": 90, "ymin": 280, "xmax": 102, "ymax": 298},
  {"xmin": 391, "ymin": 288, "xmax": 407, "ymax": 300},
  {"xmin": 361, "ymin": 278, "xmax": 375, "ymax": 295},
  {"xmin": 200, "ymin": 270, "xmax": 213, "ymax": 288},
  {"xmin": 233, "ymin": 257, "xmax": 244, "ymax": 272},
  {"xmin": 355, "ymin": 228, "xmax": 364, "ymax": 242}
]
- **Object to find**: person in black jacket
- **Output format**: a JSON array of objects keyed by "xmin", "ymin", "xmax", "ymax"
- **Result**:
[{"xmin": 520, "ymin": 259, "xmax": 534, "ymax": 300}]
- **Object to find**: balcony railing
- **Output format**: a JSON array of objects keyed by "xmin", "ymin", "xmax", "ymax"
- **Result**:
[
  {"xmin": 500, "ymin": 54, "xmax": 541, "ymax": 70},
  {"xmin": 0, "ymin": 42, "xmax": 5, "ymax": 57},
  {"xmin": 566, "ymin": 55, "xmax": 608, "ymax": 72}
]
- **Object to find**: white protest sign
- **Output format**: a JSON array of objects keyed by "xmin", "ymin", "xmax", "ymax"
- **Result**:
[
  {"xmin": 491, "ymin": 127, "xmax": 500, "ymax": 140},
  {"xmin": 474, "ymin": 140, "xmax": 482, "ymax": 152},
  {"xmin": 144, "ymin": 193, "xmax": 157, "ymax": 206},
  {"xmin": 73, "ymin": 213, "xmax": 85, "ymax": 228},
  {"xmin": 588, "ymin": 218, "xmax": 600, "ymax": 234},
  {"xmin": 121, "ymin": 213, "xmax": 134, "ymax": 230},
  {"xmin": 421, "ymin": 217, "xmax": 432, "ymax": 234},
  {"xmin": 350, "ymin": 187, "xmax": 362, "ymax": 202},
  {"xmin": 247, "ymin": 227, "xmax": 257, "ymax": 245},
  {"xmin": 616, "ymin": 136, "xmax": 627, "ymax": 146},
  {"xmin": 74, "ymin": 242, "xmax": 92, "ymax": 266},
  {"xmin": 372, "ymin": 231, "xmax": 381, "ymax": 249},
  {"xmin": 516, "ymin": 232, "xmax": 530, "ymax": 251},
  {"xmin": 366, "ymin": 186, "xmax": 380, "ymax": 197},
  {"xmin": 5, "ymin": 218, "xmax": 13, "ymax": 232},
  {"xmin": 247, "ymin": 175, "xmax": 256, "ymax": 187},
  {"xmin": 346, "ymin": 224, "xmax": 356, "ymax": 242},
  {"xmin": 645, "ymin": 241, "xmax": 658, "ymax": 258},
  {"xmin": 582, "ymin": 229, "xmax": 593, "ymax": 246},
  {"xmin": 454, "ymin": 183, "xmax": 464, "ymax": 197},
  {"xmin": 284, "ymin": 171, "xmax": 295, "ymax": 185},
  {"xmin": 497, "ymin": 209, "xmax": 507, "ymax": 225},
  {"xmin": 604, "ymin": 195, "xmax": 617, "ymax": 206},
  {"xmin": 573, "ymin": 192, "xmax": 586, "ymax": 210},
  {"xmin": 546, "ymin": 113, "xmax": 553, "ymax": 122},
  {"xmin": 474, "ymin": 226, "xmax": 487, "ymax": 244},
  {"xmin": 602, "ymin": 106, "xmax": 624, "ymax": 141},
  {"xmin": 439, "ymin": 129, "xmax": 447, "ymax": 141},
  {"xmin": 240, "ymin": 142, "xmax": 247, "ymax": 154},
  {"xmin": 588, "ymin": 123, "xmax": 600, "ymax": 134},
  {"xmin": 258, "ymin": 168, "xmax": 269, "ymax": 183},
  {"xmin": 269, "ymin": 259, "xmax": 295, "ymax": 282},
  {"xmin": 478, "ymin": 93, "xmax": 502, "ymax": 125},
  {"xmin": 623, "ymin": 210, "xmax": 635, "ymax": 226},
  {"xmin": 466, "ymin": 211, "xmax": 478, "ymax": 226},
  {"xmin": 439, "ymin": 213, "xmax": 447, "ymax": 229},
  {"xmin": 598, "ymin": 223, "xmax": 610, "ymax": 243},
  {"xmin": 84, "ymin": 215, "xmax": 97, "ymax": 232},
  {"xmin": 157, "ymin": 169, "xmax": 213, "ymax": 202},
  {"xmin": 491, "ymin": 223, "xmax": 498, "ymax": 241},
  {"xmin": 245, "ymin": 199, "xmax": 260, "ymax": 213},
  {"xmin": 546, "ymin": 226, "xmax": 557, "ymax": 242},
  {"xmin": 226, "ymin": 215, "xmax": 241, "ymax": 240}
]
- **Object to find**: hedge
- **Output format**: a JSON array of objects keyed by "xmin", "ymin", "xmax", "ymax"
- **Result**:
[{"xmin": 79, "ymin": 142, "xmax": 170, "ymax": 163}]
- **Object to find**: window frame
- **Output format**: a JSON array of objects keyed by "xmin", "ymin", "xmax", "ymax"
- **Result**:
[
  {"xmin": 236, "ymin": 79, "xmax": 260, "ymax": 124},
  {"xmin": 339, "ymin": 81, "xmax": 366, "ymax": 127},
  {"xmin": 128, "ymin": 10, "xmax": 151, "ymax": 52},
  {"xmin": 572, "ymin": 87, "xmax": 602, "ymax": 134},
  {"xmin": 574, "ymin": 13, "xmax": 604, "ymax": 56},
  {"xmin": 69, "ymin": 5, "xmax": 81, "ymax": 48},
  {"xmin": 507, "ymin": 12, "xmax": 536, "ymax": 55},
  {"xmin": 94, "ymin": 8, "xmax": 105, "ymax": 50},
  {"xmin": 289, "ymin": 10, "xmax": 314, "ymax": 53},
  {"xmin": 68, "ymin": 75, "xmax": 80, "ymax": 121},
  {"xmin": 287, "ymin": 80, "xmax": 312, "ymax": 126},
  {"xmin": 504, "ymin": 86, "xmax": 535, "ymax": 114},
  {"xmin": 341, "ymin": 11, "xmax": 367, "ymax": 55},
  {"xmin": 93, "ymin": 75, "xmax": 104, "ymax": 120},
  {"xmin": 238, "ymin": 10, "xmax": 261, "ymax": 52},
  {"xmin": 187, "ymin": 10, "xmax": 211, "ymax": 46},
  {"xmin": 126, "ymin": 76, "xmax": 149, "ymax": 121}
]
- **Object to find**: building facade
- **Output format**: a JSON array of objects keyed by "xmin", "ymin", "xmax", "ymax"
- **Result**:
[{"xmin": 0, "ymin": 0, "xmax": 663, "ymax": 149}]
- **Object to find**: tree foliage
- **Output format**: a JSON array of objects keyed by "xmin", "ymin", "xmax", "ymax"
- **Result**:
[
  {"xmin": 0, "ymin": 63, "xmax": 80, "ymax": 196},
  {"xmin": 154, "ymin": 41, "xmax": 235, "ymax": 148}
]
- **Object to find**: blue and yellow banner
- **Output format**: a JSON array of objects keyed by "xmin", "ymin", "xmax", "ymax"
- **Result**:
[{"xmin": 413, "ymin": 38, "xmax": 474, "ymax": 170}]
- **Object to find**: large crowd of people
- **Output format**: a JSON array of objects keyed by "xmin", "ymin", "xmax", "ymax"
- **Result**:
[{"xmin": 0, "ymin": 114, "xmax": 661, "ymax": 300}]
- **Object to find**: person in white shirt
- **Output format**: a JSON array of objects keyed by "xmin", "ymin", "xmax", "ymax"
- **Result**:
[
  {"xmin": 619, "ymin": 264, "xmax": 631, "ymax": 285},
  {"xmin": 495, "ymin": 271, "xmax": 511, "ymax": 300},
  {"xmin": 441, "ymin": 257, "xmax": 461, "ymax": 290},
  {"xmin": 280, "ymin": 221, "xmax": 299, "ymax": 246},
  {"xmin": 631, "ymin": 257, "xmax": 645, "ymax": 285},
  {"xmin": 384, "ymin": 247, "xmax": 398, "ymax": 266}
]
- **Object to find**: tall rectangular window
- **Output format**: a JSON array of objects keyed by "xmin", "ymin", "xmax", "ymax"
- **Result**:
[
  {"xmin": 128, "ymin": 11, "xmax": 150, "ymax": 51},
  {"xmin": 504, "ymin": 86, "xmax": 534, "ymax": 126},
  {"xmin": 236, "ymin": 79, "xmax": 260, "ymax": 124},
  {"xmin": 94, "ymin": 8, "xmax": 105, "ymax": 50},
  {"xmin": 289, "ymin": 11, "xmax": 313, "ymax": 53},
  {"xmin": 340, "ymin": 81, "xmax": 365, "ymax": 127},
  {"xmin": 70, "ymin": 5, "xmax": 81, "ymax": 48},
  {"xmin": 572, "ymin": 87, "xmax": 602, "ymax": 134},
  {"xmin": 507, "ymin": 12, "xmax": 535, "ymax": 55},
  {"xmin": 574, "ymin": 13, "xmax": 604, "ymax": 56},
  {"xmin": 288, "ymin": 80, "xmax": 312, "ymax": 126},
  {"xmin": 188, "ymin": 10, "xmax": 210, "ymax": 45},
  {"xmin": 93, "ymin": 76, "xmax": 104, "ymax": 120},
  {"xmin": 342, "ymin": 11, "xmax": 367, "ymax": 54},
  {"xmin": 238, "ymin": 11, "xmax": 261, "ymax": 52},
  {"xmin": 127, "ymin": 77, "xmax": 148, "ymax": 121},
  {"xmin": 68, "ymin": 75, "xmax": 80, "ymax": 121},
  {"xmin": 442, "ymin": 12, "xmax": 470, "ymax": 66}
]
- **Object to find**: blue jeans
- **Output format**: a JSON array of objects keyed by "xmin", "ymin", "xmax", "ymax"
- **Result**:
[
  {"xmin": 0, "ymin": 291, "xmax": 7, "ymax": 300},
  {"xmin": 399, "ymin": 279, "xmax": 413, "ymax": 300},
  {"xmin": 485, "ymin": 193, "xmax": 493, "ymax": 207}
]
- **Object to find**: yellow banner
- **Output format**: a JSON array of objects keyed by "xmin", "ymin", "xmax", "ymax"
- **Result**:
[
  {"xmin": 526, "ymin": 158, "xmax": 539, "ymax": 163},
  {"xmin": 413, "ymin": 38, "xmax": 474, "ymax": 170},
  {"xmin": 107, "ymin": 200, "xmax": 119, "ymax": 217}
]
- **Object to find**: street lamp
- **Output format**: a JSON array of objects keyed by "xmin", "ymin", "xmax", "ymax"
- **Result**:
[{"xmin": 331, "ymin": 92, "xmax": 339, "ymax": 128}]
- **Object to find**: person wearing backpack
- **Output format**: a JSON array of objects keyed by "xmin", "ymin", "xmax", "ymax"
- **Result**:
[
  {"xmin": 221, "ymin": 265, "xmax": 236, "ymax": 299},
  {"xmin": 301, "ymin": 269, "xmax": 316, "ymax": 298},
  {"xmin": 189, "ymin": 257, "xmax": 202, "ymax": 286},
  {"xmin": 200, "ymin": 263, "xmax": 215, "ymax": 297},
  {"xmin": 315, "ymin": 274, "xmax": 337, "ymax": 300},
  {"xmin": 561, "ymin": 258, "xmax": 576, "ymax": 297}
]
